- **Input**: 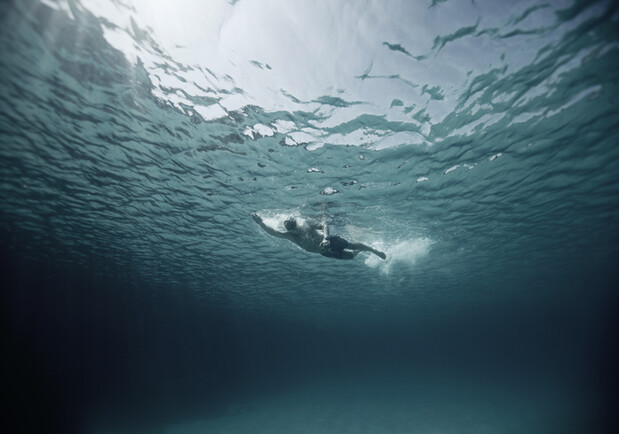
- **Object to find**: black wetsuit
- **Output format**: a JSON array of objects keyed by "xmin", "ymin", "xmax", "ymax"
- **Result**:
[{"xmin": 320, "ymin": 235, "xmax": 349, "ymax": 258}]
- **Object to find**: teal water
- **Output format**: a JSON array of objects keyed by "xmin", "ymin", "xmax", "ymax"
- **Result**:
[{"xmin": 1, "ymin": 0, "xmax": 618, "ymax": 433}]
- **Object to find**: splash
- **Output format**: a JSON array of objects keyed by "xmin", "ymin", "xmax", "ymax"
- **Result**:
[
  {"xmin": 255, "ymin": 214, "xmax": 430, "ymax": 273},
  {"xmin": 364, "ymin": 238, "xmax": 433, "ymax": 275},
  {"xmin": 256, "ymin": 209, "xmax": 310, "ymax": 232}
]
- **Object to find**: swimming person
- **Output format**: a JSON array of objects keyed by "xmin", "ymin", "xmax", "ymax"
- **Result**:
[{"xmin": 251, "ymin": 213, "xmax": 386, "ymax": 260}]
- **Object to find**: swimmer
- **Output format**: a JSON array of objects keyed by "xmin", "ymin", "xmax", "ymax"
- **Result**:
[{"xmin": 251, "ymin": 213, "xmax": 386, "ymax": 260}]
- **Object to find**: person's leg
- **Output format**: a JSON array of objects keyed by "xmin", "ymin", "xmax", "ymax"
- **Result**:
[
  {"xmin": 347, "ymin": 242, "xmax": 369, "ymax": 251},
  {"xmin": 348, "ymin": 242, "xmax": 386, "ymax": 259},
  {"xmin": 340, "ymin": 250, "xmax": 359, "ymax": 260},
  {"xmin": 322, "ymin": 249, "xmax": 356, "ymax": 260}
]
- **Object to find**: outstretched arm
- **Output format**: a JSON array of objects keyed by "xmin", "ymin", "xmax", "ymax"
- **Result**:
[{"xmin": 252, "ymin": 213, "xmax": 290, "ymax": 239}]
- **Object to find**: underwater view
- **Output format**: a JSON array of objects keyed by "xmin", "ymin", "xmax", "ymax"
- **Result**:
[{"xmin": 1, "ymin": 0, "xmax": 618, "ymax": 432}]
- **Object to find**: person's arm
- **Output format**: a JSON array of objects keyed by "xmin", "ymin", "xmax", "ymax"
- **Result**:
[
  {"xmin": 252, "ymin": 213, "xmax": 290, "ymax": 239},
  {"xmin": 309, "ymin": 220, "xmax": 329, "ymax": 236},
  {"xmin": 319, "ymin": 221, "xmax": 330, "ymax": 247}
]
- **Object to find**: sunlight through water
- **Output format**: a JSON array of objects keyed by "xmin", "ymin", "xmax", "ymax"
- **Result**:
[{"xmin": 1, "ymin": 0, "xmax": 618, "ymax": 432}]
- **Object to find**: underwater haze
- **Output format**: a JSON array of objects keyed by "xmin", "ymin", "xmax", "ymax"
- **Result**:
[{"xmin": 1, "ymin": 0, "xmax": 618, "ymax": 432}]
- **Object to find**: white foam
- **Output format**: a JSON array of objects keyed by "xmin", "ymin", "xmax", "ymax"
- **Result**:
[
  {"xmin": 194, "ymin": 104, "xmax": 228, "ymax": 121},
  {"xmin": 320, "ymin": 187, "xmax": 338, "ymax": 195},
  {"xmin": 288, "ymin": 130, "xmax": 320, "ymax": 145},
  {"xmin": 242, "ymin": 127, "xmax": 254, "ymax": 139},
  {"xmin": 444, "ymin": 165, "xmax": 459, "ymax": 174},
  {"xmin": 364, "ymin": 238, "xmax": 432, "ymax": 275},
  {"xmin": 252, "ymin": 124, "xmax": 275, "ymax": 137},
  {"xmin": 369, "ymin": 131, "xmax": 425, "ymax": 151},
  {"xmin": 257, "ymin": 210, "xmax": 304, "ymax": 232}
]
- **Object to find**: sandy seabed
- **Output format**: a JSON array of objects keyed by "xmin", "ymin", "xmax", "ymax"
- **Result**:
[{"xmin": 138, "ymin": 377, "xmax": 571, "ymax": 434}]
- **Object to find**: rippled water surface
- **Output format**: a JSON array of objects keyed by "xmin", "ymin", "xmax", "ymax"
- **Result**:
[{"xmin": 1, "ymin": 0, "xmax": 618, "ymax": 433}]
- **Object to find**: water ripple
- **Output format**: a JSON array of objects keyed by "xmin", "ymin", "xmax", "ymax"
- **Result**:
[{"xmin": 1, "ymin": 0, "xmax": 618, "ymax": 313}]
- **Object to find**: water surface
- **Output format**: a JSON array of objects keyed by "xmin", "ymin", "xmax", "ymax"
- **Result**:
[{"xmin": 1, "ymin": 0, "xmax": 618, "ymax": 433}]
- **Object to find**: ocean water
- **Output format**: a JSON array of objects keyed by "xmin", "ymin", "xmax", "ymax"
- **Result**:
[{"xmin": 1, "ymin": 0, "xmax": 618, "ymax": 432}]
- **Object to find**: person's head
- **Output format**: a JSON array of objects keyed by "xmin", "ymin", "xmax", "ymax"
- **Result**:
[{"xmin": 284, "ymin": 217, "xmax": 297, "ymax": 231}]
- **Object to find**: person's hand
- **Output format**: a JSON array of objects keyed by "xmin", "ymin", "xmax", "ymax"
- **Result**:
[
  {"xmin": 251, "ymin": 213, "xmax": 262, "ymax": 223},
  {"xmin": 320, "ymin": 239, "xmax": 330, "ymax": 248}
]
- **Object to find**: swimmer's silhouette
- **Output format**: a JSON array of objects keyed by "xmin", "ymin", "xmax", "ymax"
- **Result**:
[{"xmin": 251, "ymin": 213, "xmax": 386, "ymax": 260}]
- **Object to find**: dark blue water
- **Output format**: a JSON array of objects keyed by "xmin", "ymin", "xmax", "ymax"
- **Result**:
[{"xmin": 1, "ymin": 0, "xmax": 618, "ymax": 432}]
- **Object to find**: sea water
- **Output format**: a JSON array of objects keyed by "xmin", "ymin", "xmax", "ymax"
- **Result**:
[{"xmin": 1, "ymin": 0, "xmax": 618, "ymax": 433}]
